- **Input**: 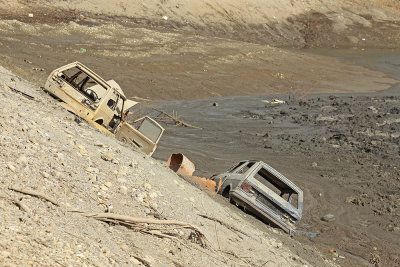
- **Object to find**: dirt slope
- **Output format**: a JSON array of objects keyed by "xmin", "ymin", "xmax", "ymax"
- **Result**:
[
  {"xmin": 2, "ymin": 0, "xmax": 400, "ymax": 47},
  {"xmin": 0, "ymin": 67, "xmax": 336, "ymax": 266}
]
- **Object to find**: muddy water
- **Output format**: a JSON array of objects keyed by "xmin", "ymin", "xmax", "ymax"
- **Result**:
[
  {"xmin": 309, "ymin": 48, "xmax": 400, "ymax": 95},
  {"xmin": 152, "ymin": 50, "xmax": 400, "ymax": 266},
  {"xmin": 153, "ymin": 49, "xmax": 400, "ymax": 171}
]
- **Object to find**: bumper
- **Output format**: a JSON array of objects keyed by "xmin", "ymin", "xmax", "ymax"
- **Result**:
[{"xmin": 230, "ymin": 189, "xmax": 294, "ymax": 234}]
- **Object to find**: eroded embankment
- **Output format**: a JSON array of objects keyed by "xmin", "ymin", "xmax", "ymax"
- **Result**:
[{"xmin": 1, "ymin": 0, "xmax": 400, "ymax": 48}]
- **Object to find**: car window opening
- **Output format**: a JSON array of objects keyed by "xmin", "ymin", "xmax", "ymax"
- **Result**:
[{"xmin": 253, "ymin": 167, "xmax": 299, "ymax": 209}]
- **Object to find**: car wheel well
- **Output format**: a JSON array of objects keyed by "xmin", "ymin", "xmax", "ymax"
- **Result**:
[{"xmin": 222, "ymin": 185, "xmax": 230, "ymax": 198}]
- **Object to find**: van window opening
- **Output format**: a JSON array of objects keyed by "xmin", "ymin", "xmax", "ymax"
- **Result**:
[{"xmin": 61, "ymin": 67, "xmax": 107, "ymax": 102}]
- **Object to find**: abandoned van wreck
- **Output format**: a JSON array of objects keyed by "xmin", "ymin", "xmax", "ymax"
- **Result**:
[
  {"xmin": 44, "ymin": 62, "xmax": 164, "ymax": 155},
  {"xmin": 212, "ymin": 160, "xmax": 303, "ymax": 234}
]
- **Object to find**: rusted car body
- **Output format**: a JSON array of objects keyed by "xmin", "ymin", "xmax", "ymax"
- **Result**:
[
  {"xmin": 44, "ymin": 62, "xmax": 164, "ymax": 155},
  {"xmin": 211, "ymin": 160, "xmax": 303, "ymax": 234}
]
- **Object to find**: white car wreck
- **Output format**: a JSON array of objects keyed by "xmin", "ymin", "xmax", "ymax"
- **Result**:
[{"xmin": 211, "ymin": 160, "xmax": 303, "ymax": 234}]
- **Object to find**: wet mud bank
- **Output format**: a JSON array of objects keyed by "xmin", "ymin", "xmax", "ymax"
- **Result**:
[{"xmin": 153, "ymin": 88, "xmax": 400, "ymax": 266}]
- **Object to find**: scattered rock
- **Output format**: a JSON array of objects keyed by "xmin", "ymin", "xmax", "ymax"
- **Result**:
[
  {"xmin": 368, "ymin": 106, "xmax": 378, "ymax": 114},
  {"xmin": 86, "ymin": 167, "xmax": 99, "ymax": 174},
  {"xmin": 17, "ymin": 155, "xmax": 28, "ymax": 164},
  {"xmin": 76, "ymin": 144, "xmax": 87, "ymax": 155},
  {"xmin": 7, "ymin": 162, "xmax": 16, "ymax": 172},
  {"xmin": 321, "ymin": 214, "xmax": 335, "ymax": 222},
  {"xmin": 148, "ymin": 192, "xmax": 158, "ymax": 199},
  {"xmin": 311, "ymin": 162, "xmax": 318, "ymax": 168},
  {"xmin": 100, "ymin": 185, "xmax": 108, "ymax": 191},
  {"xmin": 101, "ymin": 152, "xmax": 114, "ymax": 162},
  {"xmin": 143, "ymin": 208, "xmax": 151, "ymax": 214},
  {"xmin": 117, "ymin": 178, "xmax": 127, "ymax": 183},
  {"xmin": 143, "ymin": 183, "xmax": 152, "ymax": 190},
  {"xmin": 129, "ymin": 257, "xmax": 141, "ymax": 265},
  {"xmin": 119, "ymin": 186, "xmax": 128, "ymax": 194},
  {"xmin": 89, "ymin": 174, "xmax": 97, "ymax": 182},
  {"xmin": 1, "ymin": 250, "xmax": 11, "ymax": 258},
  {"xmin": 40, "ymin": 171, "xmax": 50, "ymax": 178}
]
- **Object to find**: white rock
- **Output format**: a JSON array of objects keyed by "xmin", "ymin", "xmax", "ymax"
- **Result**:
[
  {"xmin": 311, "ymin": 162, "xmax": 318, "ymax": 167},
  {"xmin": 117, "ymin": 178, "xmax": 127, "ymax": 183},
  {"xmin": 148, "ymin": 192, "xmax": 158, "ymax": 199},
  {"xmin": 100, "ymin": 185, "xmax": 108, "ymax": 191},
  {"xmin": 86, "ymin": 167, "xmax": 99, "ymax": 174},
  {"xmin": 143, "ymin": 183, "xmax": 151, "ymax": 190},
  {"xmin": 7, "ymin": 162, "xmax": 16, "ymax": 172},
  {"xmin": 41, "ymin": 172, "xmax": 50, "ymax": 178},
  {"xmin": 76, "ymin": 144, "xmax": 87, "ymax": 155},
  {"xmin": 89, "ymin": 174, "xmax": 97, "ymax": 182},
  {"xmin": 129, "ymin": 257, "xmax": 141, "ymax": 264},
  {"xmin": 17, "ymin": 155, "xmax": 28, "ymax": 164},
  {"xmin": 1, "ymin": 250, "xmax": 11, "ymax": 258},
  {"xmin": 119, "ymin": 186, "xmax": 128, "ymax": 194},
  {"xmin": 101, "ymin": 152, "xmax": 114, "ymax": 162}
]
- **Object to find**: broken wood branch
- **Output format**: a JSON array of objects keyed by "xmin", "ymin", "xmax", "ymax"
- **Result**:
[
  {"xmin": 142, "ymin": 229, "xmax": 180, "ymax": 241},
  {"xmin": 81, "ymin": 212, "xmax": 208, "ymax": 248},
  {"xmin": 131, "ymin": 255, "xmax": 151, "ymax": 267},
  {"xmin": 10, "ymin": 196, "xmax": 31, "ymax": 213},
  {"xmin": 7, "ymin": 85, "xmax": 37, "ymax": 101},
  {"xmin": 0, "ymin": 193, "xmax": 31, "ymax": 213},
  {"xmin": 9, "ymin": 186, "xmax": 61, "ymax": 207},
  {"xmin": 152, "ymin": 108, "xmax": 202, "ymax": 130},
  {"xmin": 221, "ymin": 250, "xmax": 253, "ymax": 266},
  {"xmin": 7, "ymin": 186, "xmax": 208, "ymax": 247}
]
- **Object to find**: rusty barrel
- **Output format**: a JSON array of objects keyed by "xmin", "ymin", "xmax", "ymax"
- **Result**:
[{"xmin": 166, "ymin": 153, "xmax": 195, "ymax": 176}]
